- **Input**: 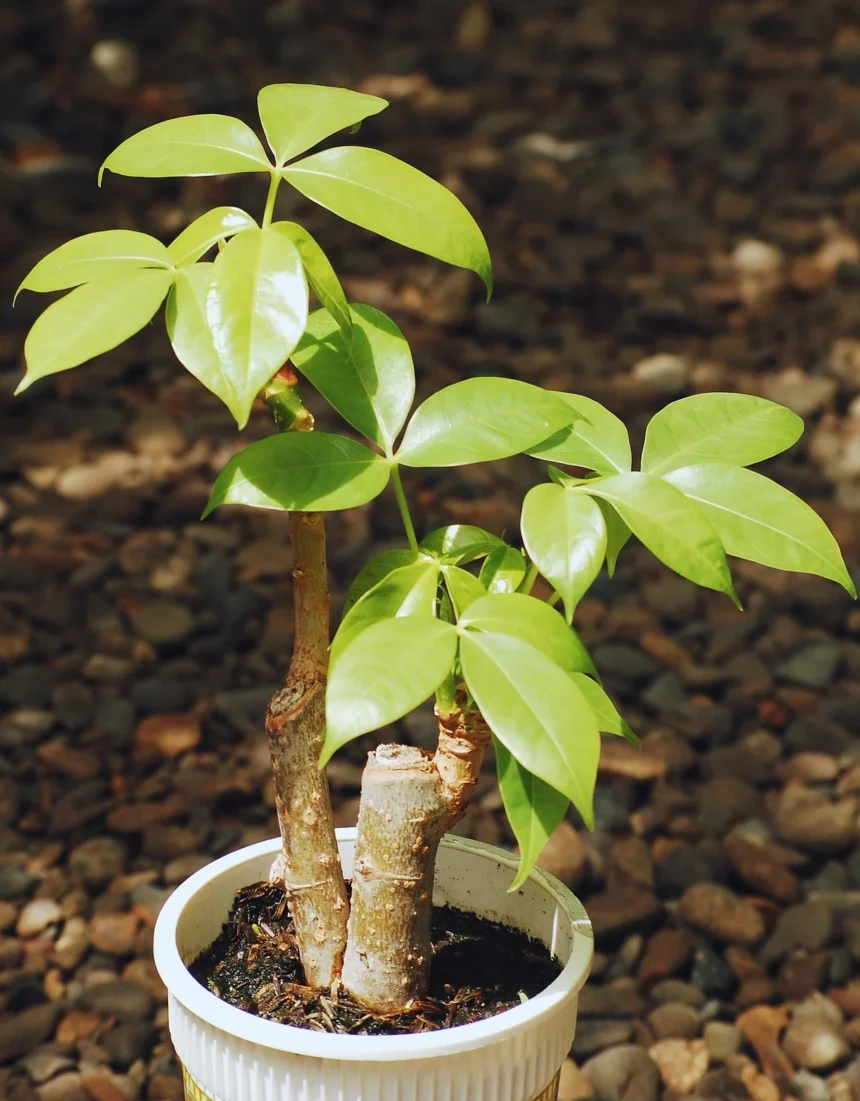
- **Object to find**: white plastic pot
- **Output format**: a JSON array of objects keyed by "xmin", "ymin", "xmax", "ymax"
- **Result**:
[{"xmin": 154, "ymin": 829, "xmax": 593, "ymax": 1101}]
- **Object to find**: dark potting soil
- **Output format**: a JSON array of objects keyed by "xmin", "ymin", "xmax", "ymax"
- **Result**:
[{"xmin": 190, "ymin": 881, "xmax": 561, "ymax": 1035}]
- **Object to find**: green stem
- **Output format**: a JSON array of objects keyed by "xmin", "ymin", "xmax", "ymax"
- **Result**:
[
  {"xmin": 546, "ymin": 589, "xmax": 562, "ymax": 607},
  {"xmin": 262, "ymin": 172, "xmax": 281, "ymax": 229},
  {"xmin": 391, "ymin": 465, "xmax": 418, "ymax": 551},
  {"xmin": 518, "ymin": 562, "xmax": 539, "ymax": 594},
  {"xmin": 435, "ymin": 670, "xmax": 458, "ymax": 717}
]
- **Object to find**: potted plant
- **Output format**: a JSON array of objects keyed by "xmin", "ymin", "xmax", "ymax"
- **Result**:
[{"xmin": 15, "ymin": 84, "xmax": 855, "ymax": 1101}]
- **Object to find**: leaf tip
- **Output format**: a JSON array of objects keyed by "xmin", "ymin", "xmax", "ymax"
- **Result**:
[
  {"xmin": 200, "ymin": 498, "xmax": 217, "ymax": 520},
  {"xmin": 506, "ymin": 868, "xmax": 528, "ymax": 893},
  {"xmin": 13, "ymin": 375, "xmax": 31, "ymax": 397},
  {"xmin": 843, "ymin": 573, "xmax": 858, "ymax": 601}
]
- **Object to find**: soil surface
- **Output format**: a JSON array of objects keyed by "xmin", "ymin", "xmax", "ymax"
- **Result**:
[
  {"xmin": 189, "ymin": 881, "xmax": 561, "ymax": 1034},
  {"xmin": 3, "ymin": 0, "xmax": 860, "ymax": 1099}
]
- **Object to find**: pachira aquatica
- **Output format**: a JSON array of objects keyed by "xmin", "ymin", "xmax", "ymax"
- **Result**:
[{"xmin": 15, "ymin": 83, "xmax": 855, "ymax": 1014}]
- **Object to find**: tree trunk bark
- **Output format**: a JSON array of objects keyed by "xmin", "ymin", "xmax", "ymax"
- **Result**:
[
  {"xmin": 266, "ymin": 511, "xmax": 349, "ymax": 990},
  {"xmin": 342, "ymin": 705, "xmax": 490, "ymax": 1013}
]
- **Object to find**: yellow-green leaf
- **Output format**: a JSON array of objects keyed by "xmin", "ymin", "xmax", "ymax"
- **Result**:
[
  {"xmin": 16, "ymin": 230, "xmax": 172, "ymax": 300},
  {"xmin": 167, "ymin": 207, "xmax": 257, "ymax": 268},
  {"xmin": 257, "ymin": 83, "xmax": 388, "ymax": 165},
  {"xmin": 101, "ymin": 115, "xmax": 271, "ymax": 180}
]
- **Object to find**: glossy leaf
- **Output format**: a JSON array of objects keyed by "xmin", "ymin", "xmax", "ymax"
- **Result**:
[
  {"xmin": 420, "ymin": 524, "xmax": 504, "ymax": 564},
  {"xmin": 528, "ymin": 394, "xmax": 632, "ymax": 475},
  {"xmin": 479, "ymin": 545, "xmax": 527, "ymax": 593},
  {"xmin": 596, "ymin": 499, "xmax": 631, "ymax": 577},
  {"xmin": 291, "ymin": 304, "xmax": 413, "ymax": 452},
  {"xmin": 459, "ymin": 632, "xmax": 599, "ymax": 827},
  {"xmin": 664, "ymin": 463, "xmax": 856, "ymax": 596},
  {"xmin": 167, "ymin": 207, "xmax": 257, "ymax": 268},
  {"xmin": 570, "ymin": 673, "xmax": 638, "ymax": 746},
  {"xmin": 459, "ymin": 592, "xmax": 597, "ymax": 676},
  {"xmin": 17, "ymin": 230, "xmax": 172, "ymax": 298},
  {"xmin": 333, "ymin": 559, "xmax": 440, "ymax": 657},
  {"xmin": 442, "ymin": 565, "xmax": 487, "ymax": 616},
  {"xmin": 258, "ymin": 83, "xmax": 388, "ymax": 165},
  {"xmin": 203, "ymin": 432, "xmax": 390, "ymax": 516},
  {"xmin": 206, "ymin": 226, "xmax": 308, "ymax": 425},
  {"xmin": 521, "ymin": 484, "xmax": 607, "ymax": 621},
  {"xmin": 642, "ymin": 393, "xmax": 804, "ymax": 475},
  {"xmin": 343, "ymin": 549, "xmax": 422, "ymax": 615},
  {"xmin": 323, "ymin": 616, "xmax": 458, "ymax": 763},
  {"xmin": 101, "ymin": 115, "xmax": 270, "ymax": 180},
  {"xmin": 167, "ymin": 263, "xmax": 255, "ymax": 426},
  {"xmin": 396, "ymin": 379, "xmax": 575, "ymax": 468},
  {"xmin": 275, "ymin": 222, "xmax": 352, "ymax": 338},
  {"xmin": 284, "ymin": 146, "xmax": 492, "ymax": 292},
  {"xmin": 496, "ymin": 740, "xmax": 568, "ymax": 892},
  {"xmin": 17, "ymin": 269, "xmax": 173, "ymax": 394},
  {"xmin": 582, "ymin": 473, "xmax": 738, "ymax": 602}
]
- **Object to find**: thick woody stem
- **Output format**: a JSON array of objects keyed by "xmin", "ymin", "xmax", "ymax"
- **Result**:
[
  {"xmin": 342, "ymin": 706, "xmax": 490, "ymax": 1013},
  {"xmin": 265, "ymin": 511, "xmax": 349, "ymax": 989}
]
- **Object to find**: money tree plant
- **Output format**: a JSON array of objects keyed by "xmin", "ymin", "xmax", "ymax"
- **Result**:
[{"xmin": 15, "ymin": 84, "xmax": 855, "ymax": 1016}]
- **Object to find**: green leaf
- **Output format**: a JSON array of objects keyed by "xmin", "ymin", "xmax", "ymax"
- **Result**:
[
  {"xmin": 274, "ymin": 222, "xmax": 352, "ymax": 338},
  {"xmin": 521, "ymin": 484, "xmax": 607, "ymax": 621},
  {"xmin": 203, "ymin": 432, "xmax": 390, "ymax": 516},
  {"xmin": 581, "ymin": 473, "xmax": 738, "ymax": 602},
  {"xmin": 323, "ymin": 616, "xmax": 458, "ymax": 763},
  {"xmin": 101, "ymin": 115, "xmax": 271, "ymax": 180},
  {"xmin": 569, "ymin": 673, "xmax": 638, "ymax": 746},
  {"xmin": 343, "ymin": 550, "xmax": 422, "ymax": 615},
  {"xmin": 459, "ymin": 632, "xmax": 599, "ymax": 827},
  {"xmin": 528, "ymin": 394, "xmax": 632, "ymax": 475},
  {"xmin": 291, "ymin": 304, "xmax": 413, "ymax": 452},
  {"xmin": 459, "ymin": 592, "xmax": 596, "ymax": 675},
  {"xmin": 664, "ymin": 463, "xmax": 856, "ymax": 597},
  {"xmin": 206, "ymin": 226, "xmax": 308, "ymax": 426},
  {"xmin": 16, "ymin": 230, "xmax": 172, "ymax": 299},
  {"xmin": 334, "ymin": 559, "xmax": 441, "ymax": 658},
  {"xmin": 257, "ymin": 83, "xmax": 388, "ymax": 166},
  {"xmin": 596, "ymin": 499, "xmax": 631, "ymax": 577},
  {"xmin": 496, "ymin": 740, "xmax": 568, "ymax": 892},
  {"xmin": 396, "ymin": 379, "xmax": 575, "ymax": 467},
  {"xmin": 283, "ymin": 146, "xmax": 492, "ymax": 293},
  {"xmin": 167, "ymin": 207, "xmax": 257, "ymax": 268},
  {"xmin": 479, "ymin": 545, "xmax": 527, "ymax": 593},
  {"xmin": 17, "ymin": 269, "xmax": 173, "ymax": 394},
  {"xmin": 167, "ymin": 263, "xmax": 254, "ymax": 426},
  {"xmin": 442, "ymin": 565, "xmax": 487, "ymax": 616},
  {"xmin": 642, "ymin": 393, "xmax": 804, "ymax": 475},
  {"xmin": 420, "ymin": 524, "xmax": 504, "ymax": 564}
]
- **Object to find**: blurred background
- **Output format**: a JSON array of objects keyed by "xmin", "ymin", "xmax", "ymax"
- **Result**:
[{"xmin": 2, "ymin": 1, "xmax": 860, "ymax": 1098}]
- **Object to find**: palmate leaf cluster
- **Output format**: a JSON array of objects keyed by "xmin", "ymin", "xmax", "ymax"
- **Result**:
[{"xmin": 14, "ymin": 85, "xmax": 856, "ymax": 891}]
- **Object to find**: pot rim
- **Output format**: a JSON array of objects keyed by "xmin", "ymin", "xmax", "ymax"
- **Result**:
[{"xmin": 153, "ymin": 829, "xmax": 593, "ymax": 1061}]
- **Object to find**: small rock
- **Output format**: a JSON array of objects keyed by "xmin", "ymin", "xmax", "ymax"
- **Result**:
[
  {"xmin": 36, "ymin": 1071, "xmax": 89, "ymax": 1101},
  {"xmin": 647, "ymin": 1001, "xmax": 701, "ymax": 1039},
  {"xmin": 679, "ymin": 883, "xmax": 764, "ymax": 945},
  {"xmin": 90, "ymin": 913, "xmax": 139, "ymax": 957},
  {"xmin": 128, "ymin": 600, "xmax": 194, "ymax": 646},
  {"xmin": 585, "ymin": 886, "xmax": 662, "ymax": 940},
  {"xmin": 722, "ymin": 833, "xmax": 800, "ymax": 904},
  {"xmin": 134, "ymin": 713, "xmax": 201, "ymax": 759},
  {"xmin": 630, "ymin": 353, "xmax": 690, "ymax": 395},
  {"xmin": 571, "ymin": 1019, "xmax": 634, "ymax": 1057},
  {"xmin": 17, "ymin": 898, "xmax": 62, "ymax": 938},
  {"xmin": 90, "ymin": 39, "xmax": 139, "ymax": 88},
  {"xmin": 69, "ymin": 838, "xmax": 127, "ymax": 888},
  {"xmin": 54, "ymin": 917, "xmax": 90, "ymax": 970},
  {"xmin": 125, "ymin": 410, "xmax": 184, "ymax": 456},
  {"xmin": 760, "ymin": 367, "xmax": 836, "ymax": 417},
  {"xmin": 790, "ymin": 1069, "xmax": 832, "ymax": 1101},
  {"xmin": 79, "ymin": 981, "xmax": 153, "ymax": 1021},
  {"xmin": 52, "ymin": 682, "xmax": 96, "ymax": 732},
  {"xmin": 731, "ymin": 239, "xmax": 785, "ymax": 308},
  {"xmin": 783, "ymin": 994, "xmax": 849, "ymax": 1071},
  {"xmin": 162, "ymin": 853, "xmax": 210, "ymax": 884},
  {"xmin": 655, "ymin": 843, "xmax": 724, "ymax": 898},
  {"xmin": 736, "ymin": 1004, "xmax": 793, "ymax": 1080},
  {"xmin": 777, "ymin": 643, "xmax": 843, "ymax": 689},
  {"xmin": 690, "ymin": 945, "xmax": 736, "ymax": 997},
  {"xmin": 0, "ymin": 1004, "xmax": 59, "ymax": 1061},
  {"xmin": 704, "ymin": 1021, "xmax": 742, "ymax": 1062},
  {"xmin": 774, "ymin": 787, "xmax": 857, "ymax": 853},
  {"xmin": 558, "ymin": 1059, "xmax": 595, "ymax": 1101},
  {"xmin": 761, "ymin": 900, "xmax": 835, "ymax": 963},
  {"xmin": 0, "ymin": 868, "xmax": 38, "ymax": 902},
  {"xmin": 649, "ymin": 979, "xmax": 705, "ymax": 1008},
  {"xmin": 582, "ymin": 1044, "xmax": 661, "ymax": 1101},
  {"xmin": 638, "ymin": 928, "xmax": 692, "ymax": 985},
  {"xmin": 579, "ymin": 978, "xmax": 646, "ymax": 1019},
  {"xmin": 648, "ymin": 1037, "xmax": 710, "ymax": 1093},
  {"xmin": 20, "ymin": 1050, "xmax": 76, "ymax": 1084},
  {"xmin": 102, "ymin": 1021, "xmax": 156, "ymax": 1069},
  {"xmin": 535, "ymin": 821, "xmax": 586, "ymax": 889}
]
